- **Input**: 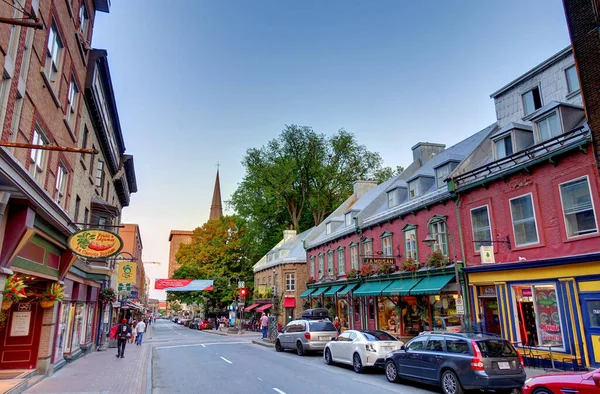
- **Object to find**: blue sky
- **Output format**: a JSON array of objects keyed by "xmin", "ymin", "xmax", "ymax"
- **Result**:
[{"xmin": 92, "ymin": 1, "xmax": 570, "ymax": 299}]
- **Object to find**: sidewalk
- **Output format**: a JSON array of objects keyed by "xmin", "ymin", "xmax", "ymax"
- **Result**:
[{"xmin": 26, "ymin": 339, "xmax": 151, "ymax": 394}]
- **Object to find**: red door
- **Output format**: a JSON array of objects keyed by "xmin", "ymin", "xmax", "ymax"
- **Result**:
[{"xmin": 0, "ymin": 302, "xmax": 44, "ymax": 369}]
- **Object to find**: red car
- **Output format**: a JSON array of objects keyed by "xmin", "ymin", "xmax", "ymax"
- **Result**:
[
  {"xmin": 198, "ymin": 320, "xmax": 215, "ymax": 330},
  {"xmin": 522, "ymin": 368, "xmax": 600, "ymax": 394}
]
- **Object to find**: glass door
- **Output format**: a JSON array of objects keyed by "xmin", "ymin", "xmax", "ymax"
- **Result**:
[{"xmin": 581, "ymin": 294, "xmax": 600, "ymax": 367}]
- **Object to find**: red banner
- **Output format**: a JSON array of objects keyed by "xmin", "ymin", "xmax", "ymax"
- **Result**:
[{"xmin": 154, "ymin": 279, "xmax": 192, "ymax": 290}]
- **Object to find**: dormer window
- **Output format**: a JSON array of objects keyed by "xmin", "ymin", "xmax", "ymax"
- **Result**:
[
  {"xmin": 565, "ymin": 65, "xmax": 580, "ymax": 94},
  {"xmin": 536, "ymin": 112, "xmax": 561, "ymax": 142},
  {"xmin": 387, "ymin": 188, "xmax": 399, "ymax": 208},
  {"xmin": 435, "ymin": 162, "xmax": 458, "ymax": 188},
  {"xmin": 345, "ymin": 212, "xmax": 353, "ymax": 227},
  {"xmin": 326, "ymin": 222, "xmax": 332, "ymax": 234},
  {"xmin": 494, "ymin": 135, "xmax": 514, "ymax": 160},
  {"xmin": 522, "ymin": 87, "xmax": 542, "ymax": 116},
  {"xmin": 408, "ymin": 180, "xmax": 420, "ymax": 200}
]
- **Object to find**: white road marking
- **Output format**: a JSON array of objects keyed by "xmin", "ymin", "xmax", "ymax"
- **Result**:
[
  {"xmin": 273, "ymin": 389, "xmax": 286, "ymax": 394},
  {"xmin": 201, "ymin": 344, "xmax": 206, "ymax": 348},
  {"xmin": 220, "ymin": 356, "xmax": 232, "ymax": 364},
  {"xmin": 155, "ymin": 341, "xmax": 248, "ymax": 350},
  {"xmin": 257, "ymin": 377, "xmax": 263, "ymax": 381}
]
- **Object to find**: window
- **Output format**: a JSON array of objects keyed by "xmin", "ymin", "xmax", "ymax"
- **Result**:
[
  {"xmin": 44, "ymin": 24, "xmax": 64, "ymax": 91},
  {"xmin": 327, "ymin": 250, "xmax": 334, "ymax": 276},
  {"xmin": 522, "ymin": 87, "xmax": 542, "ymax": 116},
  {"xmin": 98, "ymin": 216, "xmax": 110, "ymax": 229},
  {"xmin": 78, "ymin": 2, "xmax": 89, "ymax": 37},
  {"xmin": 74, "ymin": 195, "xmax": 81, "ymax": 222},
  {"xmin": 7, "ymin": 4, "xmax": 22, "ymax": 61},
  {"xmin": 20, "ymin": 28, "xmax": 34, "ymax": 81},
  {"xmin": 403, "ymin": 227, "xmax": 418, "ymax": 260},
  {"xmin": 494, "ymin": 135, "xmax": 514, "ymax": 160},
  {"xmin": 106, "ymin": 180, "xmax": 110, "ymax": 200},
  {"xmin": 381, "ymin": 234, "xmax": 393, "ymax": 257},
  {"xmin": 350, "ymin": 244, "xmax": 358, "ymax": 270},
  {"xmin": 408, "ymin": 180, "xmax": 420, "ymax": 200},
  {"xmin": 0, "ymin": 73, "xmax": 11, "ymax": 132},
  {"xmin": 471, "ymin": 206, "xmax": 492, "ymax": 252},
  {"xmin": 318, "ymin": 254, "xmax": 324, "ymax": 279},
  {"xmin": 83, "ymin": 207, "xmax": 89, "ymax": 228},
  {"xmin": 337, "ymin": 248, "xmax": 345, "ymax": 275},
  {"xmin": 309, "ymin": 256, "xmax": 315, "ymax": 279},
  {"xmin": 8, "ymin": 93, "xmax": 24, "ymax": 143},
  {"xmin": 435, "ymin": 163, "xmax": 457, "ymax": 189},
  {"xmin": 268, "ymin": 276, "xmax": 272, "ymax": 287},
  {"xmin": 446, "ymin": 339, "xmax": 471, "ymax": 355},
  {"xmin": 345, "ymin": 212, "xmax": 353, "ymax": 227},
  {"xmin": 388, "ymin": 189, "xmax": 399, "ymax": 208},
  {"xmin": 81, "ymin": 127, "xmax": 89, "ymax": 161},
  {"xmin": 55, "ymin": 163, "xmax": 68, "ymax": 206},
  {"xmin": 406, "ymin": 337, "xmax": 427, "ymax": 351},
  {"xmin": 536, "ymin": 113, "xmax": 561, "ymax": 141},
  {"xmin": 363, "ymin": 239, "xmax": 373, "ymax": 257},
  {"xmin": 565, "ymin": 65, "xmax": 580, "ymax": 93},
  {"xmin": 29, "ymin": 128, "xmax": 48, "ymax": 184},
  {"xmin": 96, "ymin": 159, "xmax": 105, "ymax": 192},
  {"xmin": 326, "ymin": 222, "xmax": 332, "ymax": 234},
  {"xmin": 429, "ymin": 219, "xmax": 448, "ymax": 256},
  {"xmin": 285, "ymin": 273, "xmax": 295, "ymax": 291},
  {"xmin": 425, "ymin": 336, "xmax": 445, "ymax": 352},
  {"xmin": 66, "ymin": 78, "xmax": 79, "ymax": 128},
  {"xmin": 89, "ymin": 145, "xmax": 95, "ymax": 176},
  {"xmin": 509, "ymin": 194, "xmax": 539, "ymax": 246},
  {"xmin": 559, "ymin": 177, "xmax": 598, "ymax": 237}
]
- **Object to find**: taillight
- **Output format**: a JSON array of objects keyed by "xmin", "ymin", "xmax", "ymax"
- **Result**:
[
  {"xmin": 470, "ymin": 340, "xmax": 485, "ymax": 371},
  {"xmin": 517, "ymin": 350, "xmax": 525, "ymax": 369},
  {"xmin": 304, "ymin": 332, "xmax": 311, "ymax": 340},
  {"xmin": 365, "ymin": 344, "xmax": 376, "ymax": 352}
]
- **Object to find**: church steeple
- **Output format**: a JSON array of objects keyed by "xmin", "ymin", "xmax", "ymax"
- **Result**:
[{"xmin": 209, "ymin": 168, "xmax": 223, "ymax": 220}]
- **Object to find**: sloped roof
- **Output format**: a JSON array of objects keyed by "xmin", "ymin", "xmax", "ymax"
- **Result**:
[{"xmin": 253, "ymin": 227, "xmax": 316, "ymax": 272}]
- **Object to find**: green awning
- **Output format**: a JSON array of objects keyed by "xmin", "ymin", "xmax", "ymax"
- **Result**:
[
  {"xmin": 311, "ymin": 286, "xmax": 330, "ymax": 297},
  {"xmin": 353, "ymin": 280, "xmax": 394, "ymax": 297},
  {"xmin": 381, "ymin": 278, "xmax": 422, "ymax": 296},
  {"xmin": 299, "ymin": 288, "xmax": 315, "ymax": 298},
  {"xmin": 323, "ymin": 285, "xmax": 345, "ymax": 297},
  {"xmin": 337, "ymin": 284, "xmax": 359, "ymax": 296},
  {"xmin": 409, "ymin": 275, "xmax": 454, "ymax": 295}
]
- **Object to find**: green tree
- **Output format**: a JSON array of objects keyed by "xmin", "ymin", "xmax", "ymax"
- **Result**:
[{"xmin": 373, "ymin": 165, "xmax": 405, "ymax": 183}]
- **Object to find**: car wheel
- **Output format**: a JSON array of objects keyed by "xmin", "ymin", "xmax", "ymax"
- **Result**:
[
  {"xmin": 353, "ymin": 353, "xmax": 363, "ymax": 373},
  {"xmin": 296, "ymin": 341, "xmax": 304, "ymax": 356},
  {"xmin": 385, "ymin": 360, "xmax": 399, "ymax": 383},
  {"xmin": 275, "ymin": 340, "xmax": 283, "ymax": 353},
  {"xmin": 324, "ymin": 348, "xmax": 333, "ymax": 365},
  {"xmin": 441, "ymin": 370, "xmax": 464, "ymax": 394},
  {"xmin": 532, "ymin": 389, "xmax": 552, "ymax": 394}
]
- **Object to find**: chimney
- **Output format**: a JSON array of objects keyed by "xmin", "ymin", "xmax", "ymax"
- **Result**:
[
  {"xmin": 353, "ymin": 180, "xmax": 377, "ymax": 199},
  {"xmin": 283, "ymin": 224, "xmax": 296, "ymax": 242},
  {"xmin": 411, "ymin": 142, "xmax": 446, "ymax": 166}
]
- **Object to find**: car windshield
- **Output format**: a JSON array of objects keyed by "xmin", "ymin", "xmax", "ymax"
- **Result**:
[
  {"xmin": 361, "ymin": 331, "xmax": 398, "ymax": 341},
  {"xmin": 308, "ymin": 321, "xmax": 337, "ymax": 332},
  {"xmin": 476, "ymin": 339, "xmax": 517, "ymax": 357}
]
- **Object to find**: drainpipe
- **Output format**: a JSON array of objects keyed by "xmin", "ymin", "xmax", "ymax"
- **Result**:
[{"xmin": 454, "ymin": 196, "xmax": 471, "ymax": 322}]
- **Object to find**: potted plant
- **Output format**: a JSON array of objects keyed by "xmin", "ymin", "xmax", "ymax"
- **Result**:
[
  {"xmin": 359, "ymin": 264, "xmax": 374, "ymax": 277},
  {"xmin": 427, "ymin": 250, "xmax": 449, "ymax": 269},
  {"xmin": 37, "ymin": 283, "xmax": 66, "ymax": 308},
  {"xmin": 346, "ymin": 269, "xmax": 358, "ymax": 279},
  {"xmin": 378, "ymin": 260, "xmax": 396, "ymax": 275},
  {"xmin": 99, "ymin": 288, "xmax": 116, "ymax": 306},
  {"xmin": 2, "ymin": 275, "xmax": 26, "ymax": 310},
  {"xmin": 402, "ymin": 257, "xmax": 420, "ymax": 272},
  {"xmin": 306, "ymin": 276, "xmax": 315, "ymax": 284}
]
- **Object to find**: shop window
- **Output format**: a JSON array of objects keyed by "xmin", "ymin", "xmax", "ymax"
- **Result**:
[
  {"xmin": 381, "ymin": 233, "xmax": 393, "ymax": 257},
  {"xmin": 377, "ymin": 297, "xmax": 401, "ymax": 334},
  {"xmin": 509, "ymin": 194, "xmax": 539, "ymax": 247},
  {"xmin": 337, "ymin": 248, "xmax": 345, "ymax": 275},
  {"xmin": 403, "ymin": 225, "xmax": 418, "ymax": 260},
  {"xmin": 586, "ymin": 300, "xmax": 600, "ymax": 328},
  {"xmin": 85, "ymin": 303, "xmax": 95, "ymax": 344},
  {"xmin": 327, "ymin": 250, "xmax": 334, "ymax": 276},
  {"xmin": 54, "ymin": 302, "xmax": 70, "ymax": 362},
  {"xmin": 353, "ymin": 298, "xmax": 361, "ymax": 326},
  {"xmin": 512, "ymin": 284, "xmax": 564, "ymax": 350},
  {"xmin": 402, "ymin": 296, "xmax": 429, "ymax": 336},
  {"xmin": 431, "ymin": 295, "xmax": 459, "ymax": 332},
  {"xmin": 368, "ymin": 298, "xmax": 375, "ymax": 320},
  {"xmin": 69, "ymin": 302, "xmax": 87, "ymax": 351},
  {"xmin": 429, "ymin": 219, "xmax": 448, "ymax": 256},
  {"xmin": 559, "ymin": 177, "xmax": 598, "ymax": 238},
  {"xmin": 471, "ymin": 205, "xmax": 492, "ymax": 252}
]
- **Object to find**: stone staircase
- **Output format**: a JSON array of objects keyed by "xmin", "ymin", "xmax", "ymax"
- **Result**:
[{"xmin": 0, "ymin": 369, "xmax": 40, "ymax": 394}]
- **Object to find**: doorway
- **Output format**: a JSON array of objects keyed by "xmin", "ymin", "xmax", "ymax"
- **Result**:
[
  {"xmin": 0, "ymin": 302, "xmax": 44, "ymax": 369},
  {"xmin": 480, "ymin": 298, "xmax": 501, "ymax": 335},
  {"xmin": 581, "ymin": 294, "xmax": 600, "ymax": 367}
]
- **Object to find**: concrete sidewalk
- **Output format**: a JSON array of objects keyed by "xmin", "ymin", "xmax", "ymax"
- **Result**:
[{"xmin": 25, "ymin": 340, "xmax": 151, "ymax": 394}]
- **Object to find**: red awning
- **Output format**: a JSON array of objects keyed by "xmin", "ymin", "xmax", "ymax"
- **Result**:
[
  {"xmin": 283, "ymin": 297, "xmax": 295, "ymax": 308},
  {"xmin": 244, "ymin": 303, "xmax": 259, "ymax": 312},
  {"xmin": 256, "ymin": 304, "xmax": 272, "ymax": 313}
]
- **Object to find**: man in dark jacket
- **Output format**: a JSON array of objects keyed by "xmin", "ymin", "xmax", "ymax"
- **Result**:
[{"xmin": 116, "ymin": 318, "xmax": 132, "ymax": 358}]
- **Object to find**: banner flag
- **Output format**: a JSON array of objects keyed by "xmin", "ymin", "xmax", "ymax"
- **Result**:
[{"xmin": 154, "ymin": 279, "xmax": 214, "ymax": 291}]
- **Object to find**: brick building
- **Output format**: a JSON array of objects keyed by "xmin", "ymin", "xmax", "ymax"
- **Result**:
[
  {"xmin": 0, "ymin": 0, "xmax": 136, "ymax": 379},
  {"xmin": 120, "ymin": 224, "xmax": 146, "ymax": 306}
]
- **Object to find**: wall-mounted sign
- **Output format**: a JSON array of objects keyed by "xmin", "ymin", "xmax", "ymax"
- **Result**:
[
  {"xmin": 154, "ymin": 279, "xmax": 214, "ymax": 291},
  {"xmin": 480, "ymin": 246, "xmax": 495, "ymax": 264},
  {"xmin": 363, "ymin": 257, "xmax": 395, "ymax": 265},
  {"xmin": 10, "ymin": 311, "xmax": 30, "ymax": 337},
  {"xmin": 67, "ymin": 229, "xmax": 123, "ymax": 258},
  {"xmin": 480, "ymin": 286, "xmax": 497, "ymax": 297},
  {"xmin": 117, "ymin": 261, "xmax": 136, "ymax": 284}
]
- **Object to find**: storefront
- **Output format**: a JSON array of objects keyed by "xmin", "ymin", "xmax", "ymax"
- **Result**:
[{"xmin": 466, "ymin": 257, "xmax": 600, "ymax": 369}]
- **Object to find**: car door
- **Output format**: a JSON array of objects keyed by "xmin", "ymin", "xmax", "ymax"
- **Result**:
[
  {"xmin": 420, "ymin": 335, "xmax": 446, "ymax": 382},
  {"xmin": 396, "ymin": 336, "xmax": 428, "ymax": 379},
  {"xmin": 345, "ymin": 331, "xmax": 359, "ymax": 363},
  {"xmin": 331, "ymin": 331, "xmax": 352, "ymax": 362},
  {"xmin": 281, "ymin": 321, "xmax": 297, "ymax": 349}
]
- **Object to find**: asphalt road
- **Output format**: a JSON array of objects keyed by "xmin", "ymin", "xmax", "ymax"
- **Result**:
[{"xmin": 149, "ymin": 320, "xmax": 439, "ymax": 394}]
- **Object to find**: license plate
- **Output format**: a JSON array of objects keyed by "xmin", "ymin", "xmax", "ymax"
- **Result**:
[
  {"xmin": 382, "ymin": 347, "xmax": 391, "ymax": 351},
  {"xmin": 320, "ymin": 336, "xmax": 330, "ymax": 341},
  {"xmin": 497, "ymin": 362, "xmax": 510, "ymax": 370}
]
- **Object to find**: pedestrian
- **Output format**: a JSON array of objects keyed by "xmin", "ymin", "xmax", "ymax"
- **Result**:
[
  {"xmin": 260, "ymin": 312, "xmax": 269, "ymax": 339},
  {"xmin": 215, "ymin": 316, "xmax": 219, "ymax": 331},
  {"xmin": 130, "ymin": 320, "xmax": 137, "ymax": 344},
  {"xmin": 116, "ymin": 318, "xmax": 132, "ymax": 359},
  {"xmin": 334, "ymin": 317, "xmax": 340, "ymax": 333},
  {"xmin": 135, "ymin": 318, "xmax": 146, "ymax": 345}
]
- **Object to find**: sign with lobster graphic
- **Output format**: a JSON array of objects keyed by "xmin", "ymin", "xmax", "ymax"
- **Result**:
[{"xmin": 67, "ymin": 229, "xmax": 123, "ymax": 259}]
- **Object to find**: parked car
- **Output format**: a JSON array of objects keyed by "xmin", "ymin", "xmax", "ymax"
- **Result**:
[
  {"xmin": 172, "ymin": 317, "xmax": 180, "ymax": 323},
  {"xmin": 384, "ymin": 332, "xmax": 526, "ymax": 394},
  {"xmin": 522, "ymin": 368, "xmax": 600, "ymax": 394},
  {"xmin": 275, "ymin": 309, "xmax": 337, "ymax": 356},
  {"xmin": 198, "ymin": 320, "xmax": 215, "ymax": 330},
  {"xmin": 188, "ymin": 318, "xmax": 201, "ymax": 329},
  {"xmin": 324, "ymin": 330, "xmax": 404, "ymax": 373},
  {"xmin": 178, "ymin": 318, "xmax": 189, "ymax": 326}
]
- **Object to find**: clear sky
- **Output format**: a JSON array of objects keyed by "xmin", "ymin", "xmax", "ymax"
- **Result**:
[{"xmin": 91, "ymin": 1, "xmax": 570, "ymax": 300}]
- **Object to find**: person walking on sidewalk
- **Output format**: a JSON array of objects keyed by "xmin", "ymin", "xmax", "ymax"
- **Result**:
[
  {"xmin": 260, "ymin": 312, "xmax": 269, "ymax": 339},
  {"xmin": 135, "ymin": 319, "xmax": 146, "ymax": 345},
  {"xmin": 116, "ymin": 319, "xmax": 132, "ymax": 358}
]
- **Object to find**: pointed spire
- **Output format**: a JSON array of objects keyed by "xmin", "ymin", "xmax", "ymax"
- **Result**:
[{"xmin": 209, "ymin": 168, "xmax": 223, "ymax": 220}]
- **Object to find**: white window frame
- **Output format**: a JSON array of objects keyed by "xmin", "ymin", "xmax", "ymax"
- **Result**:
[
  {"xmin": 404, "ymin": 228, "xmax": 418, "ymax": 260},
  {"xmin": 55, "ymin": 163, "xmax": 68, "ymax": 207},
  {"xmin": 471, "ymin": 205, "xmax": 492, "ymax": 253},
  {"xmin": 509, "ymin": 193, "xmax": 540, "ymax": 247},
  {"xmin": 78, "ymin": 1, "xmax": 89, "ymax": 36},
  {"xmin": 66, "ymin": 78, "xmax": 79, "ymax": 128},
  {"xmin": 565, "ymin": 65, "xmax": 580, "ymax": 94},
  {"xmin": 363, "ymin": 239, "xmax": 373, "ymax": 257},
  {"xmin": 29, "ymin": 127, "xmax": 48, "ymax": 184},
  {"xmin": 558, "ymin": 176, "xmax": 598, "ymax": 238},
  {"xmin": 381, "ymin": 235, "xmax": 393, "ymax": 257},
  {"xmin": 522, "ymin": 86, "xmax": 542, "ymax": 116},
  {"xmin": 326, "ymin": 222, "xmax": 332, "ymax": 235},
  {"xmin": 337, "ymin": 248, "xmax": 345, "ymax": 275},
  {"xmin": 44, "ymin": 23, "xmax": 64, "ymax": 92},
  {"xmin": 494, "ymin": 135, "xmax": 514, "ymax": 160},
  {"xmin": 535, "ymin": 112, "xmax": 562, "ymax": 142},
  {"xmin": 408, "ymin": 180, "xmax": 420, "ymax": 200},
  {"xmin": 429, "ymin": 220, "xmax": 448, "ymax": 256},
  {"xmin": 435, "ymin": 163, "xmax": 457, "ymax": 189},
  {"xmin": 327, "ymin": 250, "xmax": 334, "ymax": 276},
  {"xmin": 350, "ymin": 245, "xmax": 358, "ymax": 270},
  {"xmin": 309, "ymin": 256, "xmax": 315, "ymax": 279},
  {"xmin": 345, "ymin": 212, "xmax": 353, "ymax": 227},
  {"xmin": 388, "ymin": 189, "xmax": 399, "ymax": 207},
  {"xmin": 318, "ymin": 253, "xmax": 324, "ymax": 279},
  {"xmin": 285, "ymin": 273, "xmax": 295, "ymax": 292}
]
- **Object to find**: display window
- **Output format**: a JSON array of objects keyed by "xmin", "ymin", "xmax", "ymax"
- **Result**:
[
  {"xmin": 377, "ymin": 296, "xmax": 401, "ymax": 334},
  {"xmin": 70, "ymin": 302, "xmax": 87, "ymax": 351},
  {"xmin": 431, "ymin": 295, "xmax": 461, "ymax": 332},
  {"xmin": 336, "ymin": 299, "xmax": 349, "ymax": 330},
  {"xmin": 53, "ymin": 302, "xmax": 70, "ymax": 362},
  {"xmin": 85, "ymin": 303, "xmax": 95, "ymax": 344},
  {"xmin": 512, "ymin": 284, "xmax": 564, "ymax": 350},
  {"xmin": 401, "ymin": 296, "xmax": 430, "ymax": 336}
]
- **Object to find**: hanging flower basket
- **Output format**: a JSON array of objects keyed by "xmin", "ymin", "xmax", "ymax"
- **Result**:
[
  {"xmin": 39, "ymin": 300, "xmax": 55, "ymax": 309},
  {"xmin": 346, "ymin": 269, "xmax": 358, "ymax": 279},
  {"xmin": 1, "ymin": 300, "xmax": 12, "ymax": 310},
  {"xmin": 402, "ymin": 258, "xmax": 420, "ymax": 272},
  {"xmin": 99, "ymin": 288, "xmax": 116, "ymax": 306},
  {"xmin": 3, "ymin": 275, "xmax": 27, "ymax": 305},
  {"xmin": 36, "ymin": 283, "xmax": 66, "ymax": 307},
  {"xmin": 426, "ymin": 251, "xmax": 449, "ymax": 269}
]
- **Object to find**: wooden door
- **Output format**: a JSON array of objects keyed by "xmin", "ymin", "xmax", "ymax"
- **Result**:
[{"xmin": 0, "ymin": 302, "xmax": 44, "ymax": 369}]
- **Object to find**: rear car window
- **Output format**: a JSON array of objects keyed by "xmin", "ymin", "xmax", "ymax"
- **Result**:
[
  {"xmin": 362, "ymin": 331, "xmax": 398, "ymax": 341},
  {"xmin": 476, "ymin": 339, "xmax": 517, "ymax": 357},
  {"xmin": 308, "ymin": 321, "xmax": 337, "ymax": 332},
  {"xmin": 446, "ymin": 339, "xmax": 471, "ymax": 354}
]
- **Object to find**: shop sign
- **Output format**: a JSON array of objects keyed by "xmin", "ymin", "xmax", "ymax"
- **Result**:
[
  {"xmin": 363, "ymin": 257, "xmax": 394, "ymax": 265},
  {"xmin": 521, "ymin": 288, "xmax": 532, "ymax": 297},
  {"xmin": 67, "ymin": 229, "xmax": 123, "ymax": 258},
  {"xmin": 10, "ymin": 311, "xmax": 30, "ymax": 337},
  {"xmin": 480, "ymin": 246, "xmax": 495, "ymax": 264},
  {"xmin": 117, "ymin": 261, "xmax": 137, "ymax": 284},
  {"xmin": 480, "ymin": 286, "xmax": 496, "ymax": 296}
]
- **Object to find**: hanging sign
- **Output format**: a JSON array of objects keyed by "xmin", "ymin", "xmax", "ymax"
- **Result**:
[
  {"xmin": 154, "ymin": 279, "xmax": 213, "ymax": 291},
  {"xmin": 480, "ymin": 246, "xmax": 495, "ymax": 264},
  {"xmin": 67, "ymin": 229, "xmax": 123, "ymax": 258},
  {"xmin": 117, "ymin": 261, "xmax": 136, "ymax": 284}
]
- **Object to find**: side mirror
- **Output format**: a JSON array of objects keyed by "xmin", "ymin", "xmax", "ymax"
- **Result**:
[
  {"xmin": 400, "ymin": 345, "xmax": 406, "ymax": 351},
  {"xmin": 593, "ymin": 373, "xmax": 600, "ymax": 386},
  {"xmin": 331, "ymin": 337, "xmax": 337, "ymax": 341}
]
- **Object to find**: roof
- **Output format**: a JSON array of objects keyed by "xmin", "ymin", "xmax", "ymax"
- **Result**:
[
  {"xmin": 522, "ymin": 101, "xmax": 584, "ymax": 121},
  {"xmin": 490, "ymin": 122, "xmax": 532, "ymax": 139},
  {"xmin": 253, "ymin": 227, "xmax": 316, "ymax": 272},
  {"xmin": 168, "ymin": 230, "xmax": 193, "ymax": 241}
]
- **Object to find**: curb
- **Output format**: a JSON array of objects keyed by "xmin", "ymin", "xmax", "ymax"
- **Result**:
[
  {"xmin": 146, "ymin": 344, "xmax": 153, "ymax": 394},
  {"xmin": 252, "ymin": 340, "xmax": 275, "ymax": 348},
  {"xmin": 200, "ymin": 330, "xmax": 228, "ymax": 336}
]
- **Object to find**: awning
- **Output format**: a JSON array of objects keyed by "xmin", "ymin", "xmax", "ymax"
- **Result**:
[
  {"xmin": 337, "ymin": 284, "xmax": 359, "ymax": 296},
  {"xmin": 310, "ymin": 286, "xmax": 330, "ymax": 297},
  {"xmin": 353, "ymin": 280, "xmax": 394, "ymax": 297},
  {"xmin": 283, "ymin": 298, "xmax": 295, "ymax": 308},
  {"xmin": 409, "ymin": 275, "xmax": 454, "ymax": 295},
  {"xmin": 381, "ymin": 278, "xmax": 422, "ymax": 296},
  {"xmin": 256, "ymin": 303, "xmax": 273, "ymax": 313},
  {"xmin": 299, "ymin": 288, "xmax": 315, "ymax": 298},
  {"xmin": 323, "ymin": 285, "xmax": 345, "ymax": 297},
  {"xmin": 244, "ymin": 303, "xmax": 259, "ymax": 312}
]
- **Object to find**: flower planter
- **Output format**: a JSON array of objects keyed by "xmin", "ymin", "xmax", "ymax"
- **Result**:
[
  {"xmin": 40, "ymin": 300, "xmax": 55, "ymax": 309},
  {"xmin": 1, "ymin": 300, "xmax": 12, "ymax": 310}
]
